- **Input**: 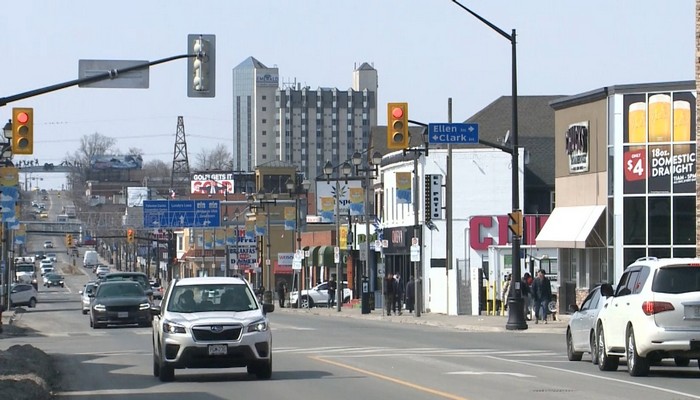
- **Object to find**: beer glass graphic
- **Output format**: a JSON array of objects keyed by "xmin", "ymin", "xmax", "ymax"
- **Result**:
[
  {"xmin": 673, "ymin": 100, "xmax": 691, "ymax": 154},
  {"xmin": 628, "ymin": 102, "xmax": 646, "ymax": 144},
  {"xmin": 649, "ymin": 94, "xmax": 671, "ymax": 142}
]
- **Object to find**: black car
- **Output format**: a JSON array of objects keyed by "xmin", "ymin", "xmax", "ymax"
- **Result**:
[
  {"xmin": 89, "ymin": 281, "xmax": 152, "ymax": 329},
  {"xmin": 102, "ymin": 272, "xmax": 154, "ymax": 300},
  {"xmin": 44, "ymin": 273, "xmax": 65, "ymax": 288}
]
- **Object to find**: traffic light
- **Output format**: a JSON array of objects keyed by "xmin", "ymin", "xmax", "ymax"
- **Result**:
[
  {"xmin": 12, "ymin": 108, "xmax": 34, "ymax": 155},
  {"xmin": 387, "ymin": 102, "xmax": 409, "ymax": 150},
  {"xmin": 66, "ymin": 234, "xmax": 73, "ymax": 247},
  {"xmin": 508, "ymin": 210, "xmax": 523, "ymax": 237},
  {"xmin": 187, "ymin": 34, "xmax": 216, "ymax": 98},
  {"xmin": 127, "ymin": 228, "xmax": 135, "ymax": 244}
]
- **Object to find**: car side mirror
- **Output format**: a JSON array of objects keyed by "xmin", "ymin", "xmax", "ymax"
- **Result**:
[
  {"xmin": 568, "ymin": 304, "xmax": 579, "ymax": 312},
  {"xmin": 262, "ymin": 303, "xmax": 275, "ymax": 314},
  {"xmin": 600, "ymin": 283, "xmax": 614, "ymax": 298},
  {"xmin": 79, "ymin": 290, "xmax": 83, "ymax": 295},
  {"xmin": 88, "ymin": 293, "xmax": 95, "ymax": 298},
  {"xmin": 150, "ymin": 305, "xmax": 162, "ymax": 316}
]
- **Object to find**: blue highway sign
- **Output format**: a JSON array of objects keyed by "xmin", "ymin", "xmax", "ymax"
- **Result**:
[
  {"xmin": 143, "ymin": 200, "xmax": 221, "ymax": 228},
  {"xmin": 428, "ymin": 123, "xmax": 479, "ymax": 144}
]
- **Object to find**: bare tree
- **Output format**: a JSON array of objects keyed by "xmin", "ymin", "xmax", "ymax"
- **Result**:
[
  {"xmin": 193, "ymin": 143, "xmax": 232, "ymax": 170},
  {"xmin": 65, "ymin": 132, "xmax": 117, "ymax": 198},
  {"xmin": 142, "ymin": 159, "xmax": 171, "ymax": 176}
]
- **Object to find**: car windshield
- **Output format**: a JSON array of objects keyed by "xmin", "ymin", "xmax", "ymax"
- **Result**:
[
  {"xmin": 97, "ymin": 283, "xmax": 145, "ymax": 298},
  {"xmin": 104, "ymin": 274, "xmax": 149, "ymax": 289},
  {"xmin": 168, "ymin": 284, "xmax": 257, "ymax": 313},
  {"xmin": 652, "ymin": 266, "xmax": 700, "ymax": 294},
  {"xmin": 16, "ymin": 265, "xmax": 34, "ymax": 273}
]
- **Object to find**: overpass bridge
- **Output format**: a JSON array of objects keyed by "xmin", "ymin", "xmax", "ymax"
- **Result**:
[{"xmin": 22, "ymin": 220, "xmax": 82, "ymax": 236}]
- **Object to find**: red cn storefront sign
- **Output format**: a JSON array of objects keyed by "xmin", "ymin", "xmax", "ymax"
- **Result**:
[{"xmin": 469, "ymin": 214, "xmax": 549, "ymax": 251}]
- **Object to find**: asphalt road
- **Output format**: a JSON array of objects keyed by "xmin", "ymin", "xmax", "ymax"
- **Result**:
[{"xmin": 2, "ymin": 248, "xmax": 700, "ymax": 399}]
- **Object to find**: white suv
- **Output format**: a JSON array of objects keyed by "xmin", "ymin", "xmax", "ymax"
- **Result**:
[
  {"xmin": 595, "ymin": 257, "xmax": 700, "ymax": 376},
  {"xmin": 151, "ymin": 277, "xmax": 273, "ymax": 382},
  {"xmin": 289, "ymin": 281, "xmax": 352, "ymax": 308}
]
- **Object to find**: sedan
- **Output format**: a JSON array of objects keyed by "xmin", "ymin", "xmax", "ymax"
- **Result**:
[
  {"xmin": 44, "ymin": 273, "xmax": 65, "ymax": 288},
  {"xmin": 566, "ymin": 284, "xmax": 612, "ymax": 363},
  {"xmin": 89, "ymin": 281, "xmax": 152, "ymax": 328},
  {"xmin": 43, "ymin": 241, "xmax": 53, "ymax": 249},
  {"xmin": 45, "ymin": 253, "xmax": 57, "ymax": 262},
  {"xmin": 79, "ymin": 282, "xmax": 98, "ymax": 315}
]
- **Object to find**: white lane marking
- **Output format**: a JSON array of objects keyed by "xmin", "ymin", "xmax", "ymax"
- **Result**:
[
  {"xmin": 446, "ymin": 371, "xmax": 534, "ymax": 378},
  {"xmin": 486, "ymin": 355, "xmax": 700, "ymax": 400}
]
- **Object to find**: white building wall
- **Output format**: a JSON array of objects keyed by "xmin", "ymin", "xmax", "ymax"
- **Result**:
[{"xmin": 381, "ymin": 147, "xmax": 523, "ymax": 315}]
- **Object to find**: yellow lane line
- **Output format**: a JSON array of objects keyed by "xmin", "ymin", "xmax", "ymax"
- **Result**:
[{"xmin": 310, "ymin": 356, "xmax": 469, "ymax": 400}]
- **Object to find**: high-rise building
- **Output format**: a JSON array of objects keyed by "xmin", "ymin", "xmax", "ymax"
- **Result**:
[
  {"xmin": 231, "ymin": 57, "xmax": 278, "ymax": 172},
  {"xmin": 232, "ymin": 58, "xmax": 377, "ymax": 186}
]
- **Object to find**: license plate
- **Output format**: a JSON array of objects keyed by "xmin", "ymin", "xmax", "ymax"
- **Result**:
[
  {"xmin": 684, "ymin": 305, "xmax": 700, "ymax": 319},
  {"xmin": 208, "ymin": 344, "xmax": 227, "ymax": 356},
  {"xmin": 117, "ymin": 312, "xmax": 128, "ymax": 318}
]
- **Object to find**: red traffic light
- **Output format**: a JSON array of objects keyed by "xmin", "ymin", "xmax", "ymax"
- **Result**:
[
  {"xmin": 391, "ymin": 107, "xmax": 404, "ymax": 119},
  {"xmin": 16, "ymin": 112, "xmax": 29, "ymax": 124}
]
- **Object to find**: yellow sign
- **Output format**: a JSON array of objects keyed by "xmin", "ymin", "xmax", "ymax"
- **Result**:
[
  {"xmin": 0, "ymin": 167, "xmax": 19, "ymax": 186},
  {"xmin": 340, "ymin": 225, "xmax": 348, "ymax": 249}
]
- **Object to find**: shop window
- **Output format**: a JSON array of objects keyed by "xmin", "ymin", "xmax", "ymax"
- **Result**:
[
  {"xmin": 648, "ymin": 247, "xmax": 671, "ymax": 259},
  {"xmin": 647, "ymin": 197, "xmax": 670, "ymax": 245},
  {"xmin": 673, "ymin": 196, "xmax": 695, "ymax": 245},
  {"xmin": 673, "ymin": 248, "xmax": 696, "ymax": 258},
  {"xmin": 623, "ymin": 197, "xmax": 646, "ymax": 245},
  {"xmin": 623, "ymin": 247, "xmax": 646, "ymax": 269}
]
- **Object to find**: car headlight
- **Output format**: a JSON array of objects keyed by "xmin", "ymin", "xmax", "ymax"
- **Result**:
[
  {"xmin": 59, "ymin": 281, "xmax": 64, "ymax": 284},
  {"xmin": 93, "ymin": 304, "xmax": 106, "ymax": 312},
  {"xmin": 247, "ymin": 318, "xmax": 269, "ymax": 332},
  {"xmin": 162, "ymin": 320, "xmax": 186, "ymax": 334},
  {"xmin": 139, "ymin": 302, "xmax": 150, "ymax": 310}
]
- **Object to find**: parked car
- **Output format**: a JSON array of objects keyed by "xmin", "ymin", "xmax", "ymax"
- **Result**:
[
  {"xmin": 595, "ymin": 257, "xmax": 700, "ymax": 376},
  {"xmin": 566, "ymin": 284, "xmax": 612, "ymax": 364},
  {"xmin": 80, "ymin": 281, "xmax": 98, "ymax": 314},
  {"xmin": 151, "ymin": 276, "xmax": 274, "ymax": 382},
  {"xmin": 43, "ymin": 273, "xmax": 65, "ymax": 288},
  {"xmin": 289, "ymin": 281, "xmax": 352, "ymax": 308},
  {"xmin": 1, "ymin": 283, "xmax": 38, "ymax": 309},
  {"xmin": 89, "ymin": 281, "xmax": 152, "ymax": 329}
]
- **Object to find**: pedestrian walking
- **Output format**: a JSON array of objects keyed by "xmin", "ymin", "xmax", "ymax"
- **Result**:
[
  {"xmin": 501, "ymin": 273, "xmax": 512, "ymax": 315},
  {"xmin": 384, "ymin": 273, "xmax": 395, "ymax": 315},
  {"xmin": 522, "ymin": 272, "xmax": 533, "ymax": 320},
  {"xmin": 532, "ymin": 269, "xmax": 552, "ymax": 324},
  {"xmin": 276, "ymin": 280, "xmax": 287, "ymax": 308},
  {"xmin": 393, "ymin": 274, "xmax": 403, "ymax": 315},
  {"xmin": 405, "ymin": 276, "xmax": 415, "ymax": 313},
  {"xmin": 327, "ymin": 275, "xmax": 337, "ymax": 308}
]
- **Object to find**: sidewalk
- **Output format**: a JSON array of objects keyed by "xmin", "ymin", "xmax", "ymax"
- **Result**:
[{"xmin": 276, "ymin": 304, "xmax": 570, "ymax": 334}]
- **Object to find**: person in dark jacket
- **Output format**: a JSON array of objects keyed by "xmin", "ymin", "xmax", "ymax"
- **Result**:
[
  {"xmin": 532, "ymin": 269, "xmax": 552, "ymax": 324},
  {"xmin": 393, "ymin": 274, "xmax": 403, "ymax": 315},
  {"xmin": 384, "ymin": 273, "xmax": 395, "ymax": 315},
  {"xmin": 405, "ymin": 276, "xmax": 415, "ymax": 313},
  {"xmin": 276, "ymin": 281, "xmax": 287, "ymax": 308}
]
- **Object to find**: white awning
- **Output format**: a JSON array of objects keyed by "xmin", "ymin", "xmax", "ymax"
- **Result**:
[{"xmin": 535, "ymin": 205, "xmax": 606, "ymax": 249}]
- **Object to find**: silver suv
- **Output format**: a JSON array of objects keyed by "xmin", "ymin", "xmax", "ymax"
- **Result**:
[
  {"xmin": 151, "ymin": 277, "xmax": 274, "ymax": 382},
  {"xmin": 595, "ymin": 257, "xmax": 700, "ymax": 376}
]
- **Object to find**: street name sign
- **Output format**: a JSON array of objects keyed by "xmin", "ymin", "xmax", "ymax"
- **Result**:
[
  {"xmin": 428, "ymin": 123, "xmax": 479, "ymax": 144},
  {"xmin": 79, "ymin": 59, "xmax": 150, "ymax": 89},
  {"xmin": 143, "ymin": 200, "xmax": 220, "ymax": 228}
]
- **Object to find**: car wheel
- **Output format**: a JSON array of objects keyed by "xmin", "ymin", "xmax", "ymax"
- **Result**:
[
  {"xmin": 566, "ymin": 329, "xmax": 583, "ymax": 361},
  {"xmin": 28, "ymin": 298, "xmax": 37, "ymax": 308},
  {"xmin": 674, "ymin": 356, "xmax": 690, "ymax": 367},
  {"xmin": 89, "ymin": 317, "xmax": 93, "ymax": 328},
  {"xmin": 158, "ymin": 361, "xmax": 174, "ymax": 382},
  {"xmin": 589, "ymin": 331, "xmax": 599, "ymax": 365},
  {"xmin": 597, "ymin": 326, "xmax": 619, "ymax": 371},
  {"xmin": 626, "ymin": 327, "xmax": 650, "ymax": 376},
  {"xmin": 255, "ymin": 358, "xmax": 272, "ymax": 380},
  {"xmin": 548, "ymin": 300, "xmax": 558, "ymax": 313},
  {"xmin": 343, "ymin": 296, "xmax": 351, "ymax": 304},
  {"xmin": 153, "ymin": 357, "xmax": 160, "ymax": 377},
  {"xmin": 301, "ymin": 296, "xmax": 312, "ymax": 309},
  {"xmin": 82, "ymin": 309, "xmax": 88, "ymax": 315}
]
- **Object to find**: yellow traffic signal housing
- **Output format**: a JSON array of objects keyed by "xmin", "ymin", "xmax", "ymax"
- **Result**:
[
  {"xmin": 66, "ymin": 234, "xmax": 73, "ymax": 247},
  {"xmin": 508, "ymin": 210, "xmax": 523, "ymax": 237},
  {"xmin": 387, "ymin": 102, "xmax": 409, "ymax": 150},
  {"xmin": 12, "ymin": 108, "xmax": 34, "ymax": 155},
  {"xmin": 127, "ymin": 228, "xmax": 135, "ymax": 244}
]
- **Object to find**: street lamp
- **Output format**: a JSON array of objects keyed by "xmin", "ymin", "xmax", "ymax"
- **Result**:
[
  {"xmin": 451, "ymin": 0, "xmax": 526, "ymax": 330},
  {"xmin": 324, "ymin": 160, "xmax": 352, "ymax": 312},
  {"xmin": 247, "ymin": 189, "xmax": 278, "ymax": 304},
  {"xmin": 286, "ymin": 177, "xmax": 311, "ymax": 309},
  {"xmin": 351, "ymin": 150, "xmax": 382, "ymax": 315}
]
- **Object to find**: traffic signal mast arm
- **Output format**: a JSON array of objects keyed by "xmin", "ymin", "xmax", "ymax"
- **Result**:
[{"xmin": 0, "ymin": 54, "xmax": 194, "ymax": 107}]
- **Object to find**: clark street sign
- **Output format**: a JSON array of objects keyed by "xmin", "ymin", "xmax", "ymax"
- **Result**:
[
  {"xmin": 428, "ymin": 123, "xmax": 479, "ymax": 144},
  {"xmin": 143, "ymin": 200, "xmax": 221, "ymax": 228}
]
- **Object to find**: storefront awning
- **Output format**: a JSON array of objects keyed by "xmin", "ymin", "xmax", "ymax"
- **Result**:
[{"xmin": 535, "ymin": 205, "xmax": 606, "ymax": 249}]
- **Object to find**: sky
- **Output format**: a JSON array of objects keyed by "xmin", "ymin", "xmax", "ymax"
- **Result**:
[{"xmin": 1, "ymin": 1, "xmax": 695, "ymax": 190}]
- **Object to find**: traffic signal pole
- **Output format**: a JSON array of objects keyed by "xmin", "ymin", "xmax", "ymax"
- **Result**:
[{"xmin": 0, "ymin": 54, "xmax": 193, "ymax": 107}]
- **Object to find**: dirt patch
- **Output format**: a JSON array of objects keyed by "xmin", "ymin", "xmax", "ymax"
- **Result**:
[
  {"xmin": 0, "ymin": 344, "xmax": 58, "ymax": 400},
  {"xmin": 59, "ymin": 262, "xmax": 83, "ymax": 276}
]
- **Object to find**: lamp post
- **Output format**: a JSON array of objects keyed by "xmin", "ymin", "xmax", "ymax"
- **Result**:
[
  {"xmin": 286, "ymin": 177, "xmax": 311, "ymax": 309},
  {"xmin": 451, "ymin": 0, "xmax": 526, "ymax": 330},
  {"xmin": 351, "ymin": 150, "xmax": 382, "ymax": 314},
  {"xmin": 248, "ymin": 190, "xmax": 278, "ymax": 304},
  {"xmin": 324, "ymin": 160, "xmax": 352, "ymax": 312}
]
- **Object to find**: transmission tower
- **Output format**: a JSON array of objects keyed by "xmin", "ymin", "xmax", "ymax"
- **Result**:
[{"xmin": 170, "ymin": 116, "xmax": 191, "ymax": 195}]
